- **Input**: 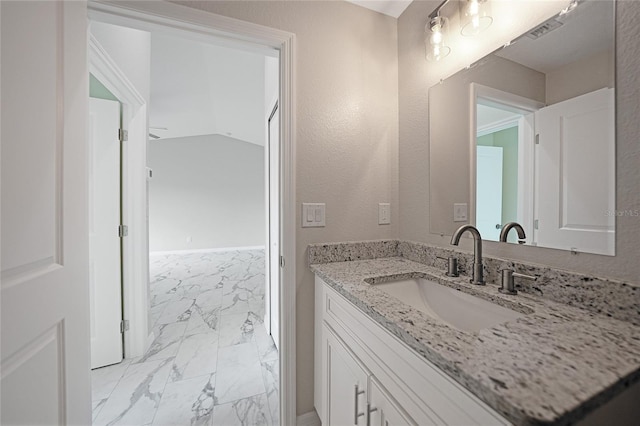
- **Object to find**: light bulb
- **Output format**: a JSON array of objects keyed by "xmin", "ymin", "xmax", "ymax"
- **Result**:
[
  {"xmin": 460, "ymin": 0, "xmax": 493, "ymax": 36},
  {"xmin": 426, "ymin": 16, "xmax": 450, "ymax": 62}
]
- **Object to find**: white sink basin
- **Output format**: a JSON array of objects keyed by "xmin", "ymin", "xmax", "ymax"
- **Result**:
[{"xmin": 373, "ymin": 277, "xmax": 524, "ymax": 332}]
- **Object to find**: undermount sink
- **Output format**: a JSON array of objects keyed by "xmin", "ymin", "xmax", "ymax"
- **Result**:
[{"xmin": 372, "ymin": 277, "xmax": 524, "ymax": 332}]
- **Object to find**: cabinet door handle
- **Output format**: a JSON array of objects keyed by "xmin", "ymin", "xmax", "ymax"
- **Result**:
[
  {"xmin": 354, "ymin": 385, "xmax": 365, "ymax": 424},
  {"xmin": 366, "ymin": 403, "xmax": 378, "ymax": 426}
]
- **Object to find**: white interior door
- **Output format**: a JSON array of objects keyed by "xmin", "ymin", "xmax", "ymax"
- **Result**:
[
  {"xmin": 534, "ymin": 88, "xmax": 615, "ymax": 255},
  {"xmin": 267, "ymin": 102, "xmax": 280, "ymax": 350},
  {"xmin": 476, "ymin": 145, "xmax": 504, "ymax": 241},
  {"xmin": 89, "ymin": 97, "xmax": 123, "ymax": 369},
  {"xmin": 1, "ymin": 2, "xmax": 91, "ymax": 424}
]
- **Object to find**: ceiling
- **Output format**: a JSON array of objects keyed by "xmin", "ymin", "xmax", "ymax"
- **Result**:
[
  {"xmin": 150, "ymin": 33, "xmax": 277, "ymax": 145},
  {"xmin": 345, "ymin": 0, "xmax": 413, "ymax": 18},
  {"xmin": 496, "ymin": 0, "xmax": 614, "ymax": 74}
]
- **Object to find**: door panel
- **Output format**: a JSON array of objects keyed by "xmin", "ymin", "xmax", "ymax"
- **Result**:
[
  {"xmin": 89, "ymin": 97, "xmax": 123, "ymax": 369},
  {"xmin": 1, "ymin": 1, "xmax": 91, "ymax": 424},
  {"xmin": 476, "ymin": 145, "xmax": 504, "ymax": 240},
  {"xmin": 535, "ymin": 88, "xmax": 615, "ymax": 255},
  {"xmin": 326, "ymin": 328, "xmax": 369, "ymax": 426}
]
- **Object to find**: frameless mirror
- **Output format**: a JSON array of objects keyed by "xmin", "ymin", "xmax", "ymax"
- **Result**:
[{"xmin": 429, "ymin": 0, "xmax": 615, "ymax": 256}]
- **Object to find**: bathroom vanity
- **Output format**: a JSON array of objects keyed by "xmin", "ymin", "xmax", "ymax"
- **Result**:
[{"xmin": 311, "ymin": 241, "xmax": 640, "ymax": 425}]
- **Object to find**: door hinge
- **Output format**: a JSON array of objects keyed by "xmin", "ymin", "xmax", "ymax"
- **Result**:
[
  {"xmin": 118, "ymin": 129, "xmax": 128, "ymax": 142},
  {"xmin": 535, "ymin": 134, "xmax": 540, "ymax": 144},
  {"xmin": 120, "ymin": 320, "xmax": 130, "ymax": 333},
  {"xmin": 280, "ymin": 256, "xmax": 285, "ymax": 268},
  {"xmin": 118, "ymin": 225, "xmax": 128, "ymax": 237},
  {"xmin": 534, "ymin": 219, "xmax": 539, "ymax": 230}
]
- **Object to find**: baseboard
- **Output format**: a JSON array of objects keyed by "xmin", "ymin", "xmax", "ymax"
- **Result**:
[
  {"xmin": 149, "ymin": 246, "xmax": 265, "ymax": 256},
  {"xmin": 297, "ymin": 410, "xmax": 321, "ymax": 426}
]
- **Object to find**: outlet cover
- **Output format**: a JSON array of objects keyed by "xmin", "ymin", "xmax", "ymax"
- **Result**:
[
  {"xmin": 453, "ymin": 203, "xmax": 468, "ymax": 222},
  {"xmin": 378, "ymin": 203, "xmax": 391, "ymax": 225}
]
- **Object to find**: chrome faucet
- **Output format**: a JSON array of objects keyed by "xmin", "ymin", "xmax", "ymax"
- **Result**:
[
  {"xmin": 450, "ymin": 225, "xmax": 484, "ymax": 285},
  {"xmin": 499, "ymin": 222, "xmax": 527, "ymax": 244}
]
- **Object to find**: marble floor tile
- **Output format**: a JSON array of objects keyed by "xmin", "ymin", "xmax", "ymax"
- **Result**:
[
  {"xmin": 261, "ymin": 360, "xmax": 279, "ymax": 425},
  {"xmin": 218, "ymin": 312, "xmax": 261, "ymax": 348},
  {"xmin": 171, "ymin": 332, "xmax": 219, "ymax": 383},
  {"xmin": 93, "ymin": 358, "xmax": 173, "ymax": 426},
  {"xmin": 94, "ymin": 249, "xmax": 278, "ymax": 426},
  {"xmin": 220, "ymin": 290, "xmax": 250, "ymax": 315},
  {"xmin": 211, "ymin": 393, "xmax": 271, "ymax": 426},
  {"xmin": 152, "ymin": 374, "xmax": 216, "ymax": 426},
  {"xmin": 187, "ymin": 304, "xmax": 222, "ymax": 335},
  {"xmin": 91, "ymin": 359, "xmax": 132, "ymax": 400},
  {"xmin": 253, "ymin": 324, "xmax": 278, "ymax": 363},
  {"xmin": 139, "ymin": 322, "xmax": 188, "ymax": 363},
  {"xmin": 92, "ymin": 399, "xmax": 107, "ymax": 422},
  {"xmin": 215, "ymin": 343, "xmax": 265, "ymax": 404},
  {"xmin": 156, "ymin": 297, "xmax": 196, "ymax": 325}
]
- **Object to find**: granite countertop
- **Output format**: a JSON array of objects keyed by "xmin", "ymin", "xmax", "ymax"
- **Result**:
[{"xmin": 310, "ymin": 257, "xmax": 640, "ymax": 426}]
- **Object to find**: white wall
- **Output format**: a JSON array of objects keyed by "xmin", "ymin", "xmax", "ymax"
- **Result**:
[
  {"xmin": 546, "ymin": 49, "xmax": 615, "ymax": 105},
  {"xmin": 398, "ymin": 1, "xmax": 640, "ymax": 285},
  {"xmin": 148, "ymin": 134, "xmax": 265, "ymax": 252},
  {"xmin": 170, "ymin": 0, "xmax": 399, "ymax": 415}
]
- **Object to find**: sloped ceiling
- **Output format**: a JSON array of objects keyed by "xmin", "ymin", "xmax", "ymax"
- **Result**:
[{"xmin": 150, "ymin": 33, "xmax": 268, "ymax": 145}]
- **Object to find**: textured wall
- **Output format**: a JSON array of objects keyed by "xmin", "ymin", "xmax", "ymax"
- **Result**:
[
  {"xmin": 399, "ymin": 1, "xmax": 640, "ymax": 285},
  {"xmin": 171, "ymin": 0, "xmax": 399, "ymax": 415},
  {"xmin": 148, "ymin": 134, "xmax": 265, "ymax": 252}
]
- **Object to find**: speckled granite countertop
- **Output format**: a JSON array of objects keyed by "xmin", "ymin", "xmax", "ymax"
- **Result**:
[{"xmin": 310, "ymin": 257, "xmax": 640, "ymax": 426}]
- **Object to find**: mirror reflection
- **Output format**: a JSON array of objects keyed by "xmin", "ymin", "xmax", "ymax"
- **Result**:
[{"xmin": 429, "ymin": 0, "xmax": 615, "ymax": 256}]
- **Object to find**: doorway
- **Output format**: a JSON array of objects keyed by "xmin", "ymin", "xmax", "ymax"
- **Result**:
[{"xmin": 87, "ymin": 3, "xmax": 294, "ymax": 423}]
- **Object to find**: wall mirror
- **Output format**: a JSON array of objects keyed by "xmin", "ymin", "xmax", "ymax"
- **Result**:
[{"xmin": 429, "ymin": 0, "xmax": 615, "ymax": 256}]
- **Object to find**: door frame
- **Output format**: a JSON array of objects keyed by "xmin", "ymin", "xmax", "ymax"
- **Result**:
[
  {"xmin": 89, "ymin": 34, "xmax": 150, "ymax": 358},
  {"xmin": 88, "ymin": 2, "xmax": 297, "ymax": 423},
  {"xmin": 470, "ymin": 83, "xmax": 543, "ymax": 240}
]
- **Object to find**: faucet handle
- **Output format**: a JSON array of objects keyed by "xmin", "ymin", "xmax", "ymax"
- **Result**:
[
  {"xmin": 436, "ymin": 256, "xmax": 459, "ymax": 277},
  {"xmin": 499, "ymin": 270, "xmax": 536, "ymax": 295}
]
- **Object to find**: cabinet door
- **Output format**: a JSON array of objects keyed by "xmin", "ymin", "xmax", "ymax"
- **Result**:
[
  {"xmin": 326, "ymin": 326, "xmax": 370, "ymax": 426},
  {"xmin": 368, "ymin": 377, "xmax": 418, "ymax": 426}
]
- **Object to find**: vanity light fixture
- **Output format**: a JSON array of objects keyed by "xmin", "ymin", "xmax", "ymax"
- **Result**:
[
  {"xmin": 460, "ymin": 0, "xmax": 493, "ymax": 36},
  {"xmin": 426, "ymin": 15, "xmax": 451, "ymax": 62},
  {"xmin": 425, "ymin": 0, "xmax": 452, "ymax": 62},
  {"xmin": 425, "ymin": 0, "xmax": 494, "ymax": 62}
]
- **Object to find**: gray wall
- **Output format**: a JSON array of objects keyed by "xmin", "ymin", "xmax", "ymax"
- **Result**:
[
  {"xmin": 398, "ymin": 1, "xmax": 640, "ymax": 285},
  {"xmin": 171, "ymin": 0, "xmax": 400, "ymax": 415},
  {"xmin": 148, "ymin": 134, "xmax": 265, "ymax": 252}
]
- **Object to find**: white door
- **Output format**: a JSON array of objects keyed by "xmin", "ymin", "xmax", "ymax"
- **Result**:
[
  {"xmin": 1, "ymin": 1, "xmax": 91, "ymax": 425},
  {"xmin": 476, "ymin": 145, "xmax": 504, "ymax": 241},
  {"xmin": 267, "ymin": 102, "xmax": 280, "ymax": 349},
  {"xmin": 89, "ymin": 98, "xmax": 123, "ymax": 369},
  {"xmin": 534, "ymin": 88, "xmax": 615, "ymax": 255}
]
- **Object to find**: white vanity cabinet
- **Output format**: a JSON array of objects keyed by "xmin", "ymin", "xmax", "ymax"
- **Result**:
[{"xmin": 314, "ymin": 275, "xmax": 511, "ymax": 426}]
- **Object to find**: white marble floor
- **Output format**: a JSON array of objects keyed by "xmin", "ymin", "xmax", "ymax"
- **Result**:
[{"xmin": 91, "ymin": 249, "xmax": 279, "ymax": 426}]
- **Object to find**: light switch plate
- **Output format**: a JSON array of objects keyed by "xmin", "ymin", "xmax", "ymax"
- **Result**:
[
  {"xmin": 453, "ymin": 203, "xmax": 468, "ymax": 222},
  {"xmin": 302, "ymin": 203, "xmax": 326, "ymax": 227},
  {"xmin": 378, "ymin": 203, "xmax": 391, "ymax": 225}
]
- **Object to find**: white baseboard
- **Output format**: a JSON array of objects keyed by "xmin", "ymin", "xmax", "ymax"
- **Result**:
[
  {"xmin": 297, "ymin": 410, "xmax": 321, "ymax": 426},
  {"xmin": 149, "ymin": 246, "xmax": 265, "ymax": 256}
]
